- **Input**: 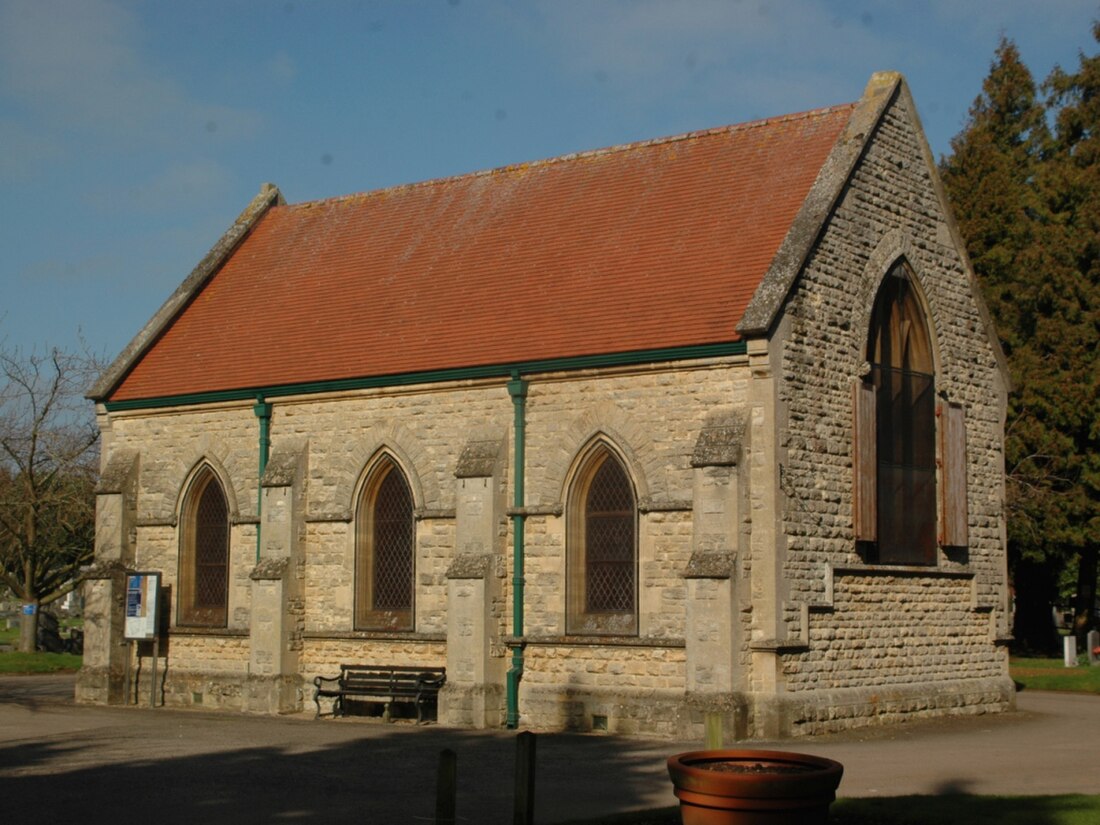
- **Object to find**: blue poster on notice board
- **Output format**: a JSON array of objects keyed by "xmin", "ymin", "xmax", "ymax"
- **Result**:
[{"xmin": 124, "ymin": 572, "xmax": 161, "ymax": 640}]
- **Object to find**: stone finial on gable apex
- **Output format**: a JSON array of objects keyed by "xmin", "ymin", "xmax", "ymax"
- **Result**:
[
  {"xmin": 864, "ymin": 71, "xmax": 903, "ymax": 101},
  {"xmin": 736, "ymin": 71, "xmax": 904, "ymax": 339},
  {"xmin": 259, "ymin": 182, "xmax": 285, "ymax": 204}
]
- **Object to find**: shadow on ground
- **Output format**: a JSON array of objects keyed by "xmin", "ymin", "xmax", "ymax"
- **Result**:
[{"xmin": 1, "ymin": 709, "xmax": 675, "ymax": 824}]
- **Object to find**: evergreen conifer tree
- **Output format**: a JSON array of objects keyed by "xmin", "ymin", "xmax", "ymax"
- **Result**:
[
  {"xmin": 1041, "ymin": 23, "xmax": 1100, "ymax": 644},
  {"xmin": 942, "ymin": 31, "xmax": 1099, "ymax": 651}
]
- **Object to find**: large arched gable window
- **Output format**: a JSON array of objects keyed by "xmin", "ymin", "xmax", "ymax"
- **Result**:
[
  {"xmin": 178, "ymin": 465, "xmax": 230, "ymax": 627},
  {"xmin": 355, "ymin": 456, "xmax": 415, "ymax": 631},
  {"xmin": 854, "ymin": 261, "xmax": 967, "ymax": 564},
  {"xmin": 567, "ymin": 444, "xmax": 638, "ymax": 635}
]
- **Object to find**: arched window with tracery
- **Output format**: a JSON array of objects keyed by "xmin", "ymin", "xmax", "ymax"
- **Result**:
[
  {"xmin": 567, "ymin": 444, "xmax": 638, "ymax": 635},
  {"xmin": 178, "ymin": 466, "xmax": 230, "ymax": 627},
  {"xmin": 355, "ymin": 457, "xmax": 415, "ymax": 631}
]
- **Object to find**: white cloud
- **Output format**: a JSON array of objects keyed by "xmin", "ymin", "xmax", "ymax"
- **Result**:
[{"xmin": 0, "ymin": 0, "xmax": 261, "ymax": 155}]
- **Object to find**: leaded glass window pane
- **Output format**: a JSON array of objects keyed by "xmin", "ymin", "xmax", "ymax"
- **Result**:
[
  {"xmin": 372, "ymin": 468, "xmax": 413, "ymax": 611},
  {"xmin": 194, "ymin": 481, "xmax": 229, "ymax": 608},
  {"xmin": 179, "ymin": 468, "xmax": 229, "ymax": 627},
  {"xmin": 355, "ymin": 458, "xmax": 415, "ymax": 631},
  {"xmin": 585, "ymin": 456, "xmax": 635, "ymax": 614}
]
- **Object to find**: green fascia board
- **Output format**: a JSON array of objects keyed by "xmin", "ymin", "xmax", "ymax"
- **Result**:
[{"xmin": 103, "ymin": 342, "xmax": 747, "ymax": 412}]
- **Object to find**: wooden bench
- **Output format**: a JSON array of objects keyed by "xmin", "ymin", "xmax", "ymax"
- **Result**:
[{"xmin": 313, "ymin": 664, "xmax": 446, "ymax": 723}]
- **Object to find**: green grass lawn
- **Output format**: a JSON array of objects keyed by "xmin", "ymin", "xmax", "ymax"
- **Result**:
[
  {"xmin": 0, "ymin": 617, "xmax": 83, "ymax": 673},
  {"xmin": 568, "ymin": 795, "xmax": 1100, "ymax": 824},
  {"xmin": 831, "ymin": 795, "xmax": 1100, "ymax": 824},
  {"xmin": 0, "ymin": 650, "xmax": 82, "ymax": 673},
  {"xmin": 1010, "ymin": 656, "xmax": 1100, "ymax": 694}
]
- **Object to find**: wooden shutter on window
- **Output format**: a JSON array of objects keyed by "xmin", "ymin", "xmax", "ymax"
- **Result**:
[
  {"xmin": 853, "ymin": 381, "xmax": 877, "ymax": 542},
  {"xmin": 938, "ymin": 402, "xmax": 968, "ymax": 547}
]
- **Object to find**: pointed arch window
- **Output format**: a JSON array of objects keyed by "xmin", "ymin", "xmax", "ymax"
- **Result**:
[
  {"xmin": 355, "ymin": 457, "xmax": 415, "ymax": 631},
  {"xmin": 853, "ymin": 261, "xmax": 968, "ymax": 565},
  {"xmin": 567, "ymin": 445, "xmax": 638, "ymax": 635},
  {"xmin": 179, "ymin": 466, "xmax": 230, "ymax": 627}
]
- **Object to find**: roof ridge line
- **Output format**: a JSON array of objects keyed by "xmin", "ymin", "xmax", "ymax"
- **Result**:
[{"xmin": 288, "ymin": 102, "xmax": 858, "ymax": 210}]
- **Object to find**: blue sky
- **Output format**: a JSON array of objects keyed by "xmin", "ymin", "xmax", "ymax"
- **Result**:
[{"xmin": 1, "ymin": 0, "xmax": 1097, "ymax": 364}]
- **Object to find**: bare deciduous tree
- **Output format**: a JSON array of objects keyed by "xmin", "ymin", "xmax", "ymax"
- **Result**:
[{"xmin": 0, "ymin": 346, "xmax": 100, "ymax": 652}]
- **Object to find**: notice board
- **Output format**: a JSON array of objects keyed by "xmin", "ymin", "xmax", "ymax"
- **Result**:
[{"xmin": 124, "ymin": 572, "xmax": 161, "ymax": 640}]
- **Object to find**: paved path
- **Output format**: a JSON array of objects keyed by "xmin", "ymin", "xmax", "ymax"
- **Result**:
[{"xmin": 1, "ymin": 675, "xmax": 1097, "ymax": 823}]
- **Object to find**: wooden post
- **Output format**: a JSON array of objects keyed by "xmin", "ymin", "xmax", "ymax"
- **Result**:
[
  {"xmin": 514, "ymin": 731, "xmax": 536, "ymax": 825},
  {"xmin": 705, "ymin": 712, "xmax": 723, "ymax": 749},
  {"xmin": 150, "ymin": 637, "xmax": 159, "ymax": 708},
  {"xmin": 435, "ymin": 748, "xmax": 457, "ymax": 825}
]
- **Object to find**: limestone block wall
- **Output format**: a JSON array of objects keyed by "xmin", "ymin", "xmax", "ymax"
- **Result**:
[
  {"xmin": 775, "ymin": 88, "xmax": 1010, "ymax": 698},
  {"xmin": 522, "ymin": 644, "xmax": 687, "ymax": 691},
  {"xmin": 519, "ymin": 509, "xmax": 696, "ymax": 641},
  {"xmin": 302, "ymin": 639, "xmax": 448, "ymax": 692},
  {"xmin": 156, "ymin": 634, "xmax": 251, "ymax": 710},
  {"xmin": 132, "ymin": 523, "xmax": 256, "ymax": 630},
  {"xmin": 786, "ymin": 572, "xmax": 1000, "ymax": 691},
  {"xmin": 302, "ymin": 519, "xmax": 456, "ymax": 636},
  {"xmin": 518, "ymin": 365, "xmax": 746, "ymax": 644},
  {"xmin": 282, "ymin": 386, "xmax": 509, "ymax": 643},
  {"xmin": 301, "ymin": 521, "xmax": 353, "ymax": 631},
  {"xmin": 97, "ymin": 358, "xmax": 749, "ymax": 721},
  {"xmin": 520, "ymin": 643, "xmax": 689, "ymax": 736}
]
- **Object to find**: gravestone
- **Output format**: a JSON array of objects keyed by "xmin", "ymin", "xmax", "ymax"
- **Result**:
[
  {"xmin": 1063, "ymin": 635, "xmax": 1077, "ymax": 667},
  {"xmin": 1088, "ymin": 629, "xmax": 1099, "ymax": 666}
]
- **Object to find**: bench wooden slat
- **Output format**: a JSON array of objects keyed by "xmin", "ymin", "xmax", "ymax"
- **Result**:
[{"xmin": 313, "ymin": 664, "xmax": 446, "ymax": 723}]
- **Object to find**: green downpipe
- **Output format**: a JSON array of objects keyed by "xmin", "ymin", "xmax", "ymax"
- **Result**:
[
  {"xmin": 253, "ymin": 397, "xmax": 273, "ymax": 562},
  {"xmin": 506, "ymin": 372, "xmax": 528, "ymax": 729}
]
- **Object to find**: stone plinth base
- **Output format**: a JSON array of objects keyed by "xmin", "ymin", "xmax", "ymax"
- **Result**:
[
  {"xmin": 246, "ymin": 674, "xmax": 302, "ymax": 714},
  {"xmin": 519, "ymin": 686, "xmax": 696, "ymax": 737},
  {"xmin": 753, "ymin": 675, "xmax": 1017, "ymax": 739},
  {"xmin": 156, "ymin": 671, "xmax": 249, "ymax": 712},
  {"xmin": 515, "ymin": 676, "xmax": 1014, "ymax": 739},
  {"xmin": 439, "ymin": 682, "xmax": 505, "ymax": 728},
  {"xmin": 75, "ymin": 666, "xmax": 127, "ymax": 705}
]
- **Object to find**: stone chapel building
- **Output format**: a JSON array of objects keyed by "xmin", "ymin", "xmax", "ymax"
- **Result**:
[{"xmin": 79, "ymin": 73, "xmax": 1014, "ymax": 738}]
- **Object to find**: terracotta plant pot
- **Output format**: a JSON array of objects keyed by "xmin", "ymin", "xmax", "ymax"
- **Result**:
[{"xmin": 667, "ymin": 749, "xmax": 844, "ymax": 825}]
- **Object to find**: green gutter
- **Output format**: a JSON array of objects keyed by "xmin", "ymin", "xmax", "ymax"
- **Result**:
[
  {"xmin": 506, "ymin": 372, "xmax": 528, "ymax": 729},
  {"xmin": 253, "ymin": 397, "xmax": 272, "ymax": 562},
  {"xmin": 103, "ymin": 342, "xmax": 746, "ymax": 412}
]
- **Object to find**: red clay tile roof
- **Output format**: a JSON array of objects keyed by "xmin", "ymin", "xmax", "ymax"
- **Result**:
[{"xmin": 108, "ymin": 103, "xmax": 856, "ymax": 402}]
